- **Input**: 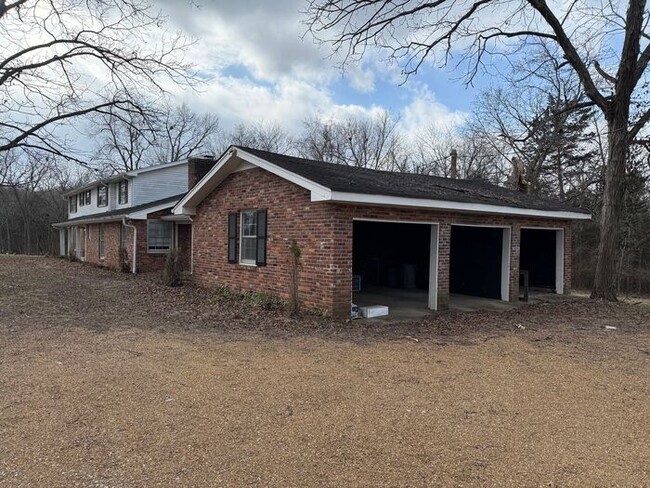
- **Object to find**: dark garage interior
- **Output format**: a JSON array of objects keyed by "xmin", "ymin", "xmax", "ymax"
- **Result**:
[
  {"xmin": 520, "ymin": 228, "xmax": 557, "ymax": 290},
  {"xmin": 353, "ymin": 220, "xmax": 431, "ymax": 313},
  {"xmin": 450, "ymin": 225, "xmax": 503, "ymax": 300}
]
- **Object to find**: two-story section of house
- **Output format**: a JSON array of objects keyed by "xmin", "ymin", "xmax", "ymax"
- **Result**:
[{"xmin": 53, "ymin": 156, "xmax": 216, "ymax": 273}]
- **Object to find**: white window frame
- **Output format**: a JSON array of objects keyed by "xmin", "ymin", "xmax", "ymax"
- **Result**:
[
  {"xmin": 97, "ymin": 185, "xmax": 108, "ymax": 207},
  {"xmin": 69, "ymin": 195, "xmax": 77, "ymax": 213},
  {"xmin": 239, "ymin": 210, "xmax": 257, "ymax": 266},
  {"xmin": 147, "ymin": 220, "xmax": 173, "ymax": 253},
  {"xmin": 118, "ymin": 180, "xmax": 128, "ymax": 205}
]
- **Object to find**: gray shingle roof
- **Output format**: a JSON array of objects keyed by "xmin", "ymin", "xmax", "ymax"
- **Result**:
[
  {"xmin": 54, "ymin": 194, "xmax": 184, "ymax": 226},
  {"xmin": 237, "ymin": 146, "xmax": 589, "ymax": 215}
]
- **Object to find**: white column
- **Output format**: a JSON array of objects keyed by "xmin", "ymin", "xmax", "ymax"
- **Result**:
[
  {"xmin": 555, "ymin": 229, "xmax": 565, "ymax": 294},
  {"xmin": 428, "ymin": 224, "xmax": 439, "ymax": 310},
  {"xmin": 501, "ymin": 228, "xmax": 512, "ymax": 301}
]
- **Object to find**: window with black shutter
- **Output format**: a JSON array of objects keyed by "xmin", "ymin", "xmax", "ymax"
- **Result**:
[
  {"xmin": 231, "ymin": 209, "xmax": 268, "ymax": 266},
  {"xmin": 228, "ymin": 212, "xmax": 238, "ymax": 263}
]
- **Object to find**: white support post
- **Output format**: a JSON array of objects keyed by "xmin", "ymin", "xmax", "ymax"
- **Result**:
[
  {"xmin": 428, "ymin": 224, "xmax": 439, "ymax": 310},
  {"xmin": 501, "ymin": 228, "xmax": 512, "ymax": 301},
  {"xmin": 555, "ymin": 229, "xmax": 565, "ymax": 294}
]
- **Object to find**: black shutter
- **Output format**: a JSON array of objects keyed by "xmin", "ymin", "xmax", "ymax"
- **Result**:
[
  {"xmin": 255, "ymin": 209, "xmax": 267, "ymax": 266},
  {"xmin": 228, "ymin": 212, "xmax": 238, "ymax": 263}
]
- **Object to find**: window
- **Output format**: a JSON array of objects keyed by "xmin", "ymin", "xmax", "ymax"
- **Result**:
[
  {"xmin": 97, "ymin": 185, "xmax": 108, "ymax": 207},
  {"xmin": 228, "ymin": 209, "xmax": 267, "ymax": 266},
  {"xmin": 240, "ymin": 210, "xmax": 257, "ymax": 265},
  {"xmin": 118, "ymin": 180, "xmax": 128, "ymax": 204},
  {"xmin": 147, "ymin": 220, "xmax": 172, "ymax": 252},
  {"xmin": 78, "ymin": 190, "xmax": 91, "ymax": 207},
  {"xmin": 98, "ymin": 223, "xmax": 105, "ymax": 259},
  {"xmin": 69, "ymin": 195, "xmax": 77, "ymax": 213}
]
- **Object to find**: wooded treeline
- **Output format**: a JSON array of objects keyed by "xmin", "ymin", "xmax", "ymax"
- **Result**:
[
  {"xmin": 1, "ymin": 0, "xmax": 648, "ymax": 296},
  {"xmin": 2, "ymin": 91, "xmax": 649, "ymax": 293}
]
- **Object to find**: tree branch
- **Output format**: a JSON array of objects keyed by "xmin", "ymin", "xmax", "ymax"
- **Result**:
[{"xmin": 526, "ymin": 0, "xmax": 609, "ymax": 111}]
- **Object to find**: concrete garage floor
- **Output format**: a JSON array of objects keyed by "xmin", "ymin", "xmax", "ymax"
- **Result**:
[{"xmin": 353, "ymin": 286, "xmax": 560, "ymax": 320}]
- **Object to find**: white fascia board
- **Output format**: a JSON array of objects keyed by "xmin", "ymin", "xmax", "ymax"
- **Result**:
[
  {"xmin": 316, "ymin": 191, "xmax": 592, "ymax": 220},
  {"xmin": 237, "ymin": 149, "xmax": 332, "ymax": 200},
  {"xmin": 173, "ymin": 147, "xmax": 332, "ymax": 215},
  {"xmin": 51, "ymin": 215, "xmax": 125, "ymax": 227}
]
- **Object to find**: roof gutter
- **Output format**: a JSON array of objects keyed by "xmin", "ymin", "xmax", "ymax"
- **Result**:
[
  {"xmin": 317, "ymin": 191, "xmax": 592, "ymax": 220},
  {"xmin": 52, "ymin": 215, "xmax": 126, "ymax": 228}
]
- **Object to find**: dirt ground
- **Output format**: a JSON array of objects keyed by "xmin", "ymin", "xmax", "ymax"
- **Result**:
[{"xmin": 0, "ymin": 255, "xmax": 649, "ymax": 487}]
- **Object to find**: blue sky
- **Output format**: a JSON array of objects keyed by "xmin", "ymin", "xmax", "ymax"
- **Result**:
[{"xmin": 155, "ymin": 0, "xmax": 482, "ymax": 135}]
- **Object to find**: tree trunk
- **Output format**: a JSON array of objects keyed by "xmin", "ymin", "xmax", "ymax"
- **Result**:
[{"xmin": 591, "ymin": 116, "xmax": 628, "ymax": 300}]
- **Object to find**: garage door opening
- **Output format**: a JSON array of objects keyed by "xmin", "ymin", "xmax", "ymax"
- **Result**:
[
  {"xmin": 352, "ymin": 220, "xmax": 438, "ymax": 318},
  {"xmin": 450, "ymin": 225, "xmax": 510, "ymax": 305},
  {"xmin": 520, "ymin": 228, "xmax": 564, "ymax": 294}
]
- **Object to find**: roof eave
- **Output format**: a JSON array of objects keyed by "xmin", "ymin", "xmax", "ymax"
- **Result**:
[
  {"xmin": 318, "ymin": 191, "xmax": 591, "ymax": 220},
  {"xmin": 173, "ymin": 146, "xmax": 331, "ymax": 215}
]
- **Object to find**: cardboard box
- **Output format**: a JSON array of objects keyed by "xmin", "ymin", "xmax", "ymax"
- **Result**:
[{"xmin": 360, "ymin": 305, "xmax": 389, "ymax": 318}]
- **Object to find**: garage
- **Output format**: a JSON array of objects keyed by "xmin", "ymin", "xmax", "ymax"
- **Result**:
[
  {"xmin": 449, "ymin": 225, "xmax": 510, "ymax": 302},
  {"xmin": 352, "ymin": 220, "xmax": 438, "ymax": 317},
  {"xmin": 520, "ymin": 228, "xmax": 564, "ymax": 293}
]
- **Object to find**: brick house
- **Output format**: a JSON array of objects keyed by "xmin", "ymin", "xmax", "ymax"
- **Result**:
[
  {"xmin": 173, "ymin": 146, "xmax": 590, "ymax": 319},
  {"xmin": 53, "ymin": 157, "xmax": 216, "ymax": 272}
]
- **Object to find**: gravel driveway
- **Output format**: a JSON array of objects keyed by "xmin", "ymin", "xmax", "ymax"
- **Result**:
[{"xmin": 0, "ymin": 255, "xmax": 649, "ymax": 487}]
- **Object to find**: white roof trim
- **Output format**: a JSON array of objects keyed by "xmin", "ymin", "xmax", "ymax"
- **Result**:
[
  {"xmin": 316, "ymin": 191, "xmax": 591, "ymax": 220},
  {"xmin": 173, "ymin": 147, "xmax": 331, "ymax": 215},
  {"xmin": 52, "ymin": 200, "xmax": 179, "ymax": 227}
]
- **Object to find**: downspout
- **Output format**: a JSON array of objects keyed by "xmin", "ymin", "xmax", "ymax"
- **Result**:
[{"xmin": 122, "ymin": 217, "xmax": 137, "ymax": 274}]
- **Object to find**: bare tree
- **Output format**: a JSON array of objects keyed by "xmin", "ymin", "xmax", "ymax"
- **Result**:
[
  {"xmin": 0, "ymin": 0, "xmax": 194, "ymax": 167},
  {"xmin": 91, "ymin": 104, "xmax": 157, "ymax": 172},
  {"xmin": 412, "ymin": 124, "xmax": 504, "ymax": 181},
  {"xmin": 155, "ymin": 103, "xmax": 222, "ymax": 163},
  {"xmin": 92, "ymin": 102, "xmax": 222, "ymax": 172},
  {"xmin": 0, "ymin": 152, "xmax": 69, "ymax": 254},
  {"xmin": 229, "ymin": 121, "xmax": 294, "ymax": 153},
  {"xmin": 297, "ymin": 110, "xmax": 409, "ymax": 170},
  {"xmin": 306, "ymin": 0, "xmax": 650, "ymax": 300}
]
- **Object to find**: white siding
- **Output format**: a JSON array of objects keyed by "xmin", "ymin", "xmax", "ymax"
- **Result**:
[
  {"xmin": 65, "ymin": 162, "xmax": 188, "ymax": 219},
  {"xmin": 132, "ymin": 163, "xmax": 188, "ymax": 205}
]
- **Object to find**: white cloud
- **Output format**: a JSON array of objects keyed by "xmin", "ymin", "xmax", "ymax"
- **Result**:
[
  {"xmin": 154, "ymin": 0, "xmax": 466, "ymax": 139},
  {"xmin": 400, "ymin": 83, "xmax": 467, "ymax": 137}
]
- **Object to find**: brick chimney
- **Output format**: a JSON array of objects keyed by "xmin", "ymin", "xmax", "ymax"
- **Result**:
[{"xmin": 187, "ymin": 155, "xmax": 217, "ymax": 189}]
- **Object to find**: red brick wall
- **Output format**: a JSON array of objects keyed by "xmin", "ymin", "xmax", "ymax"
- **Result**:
[
  {"xmin": 80, "ymin": 217, "xmax": 176, "ymax": 273},
  {"xmin": 133, "ymin": 220, "xmax": 165, "ymax": 273},
  {"xmin": 192, "ymin": 168, "xmax": 341, "ymax": 312},
  {"xmin": 83, "ymin": 222, "xmax": 122, "ymax": 270},
  {"xmin": 192, "ymin": 168, "xmax": 575, "ymax": 318}
]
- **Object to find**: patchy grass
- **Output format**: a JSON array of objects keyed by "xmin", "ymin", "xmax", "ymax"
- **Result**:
[{"xmin": 0, "ymin": 255, "xmax": 649, "ymax": 487}]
